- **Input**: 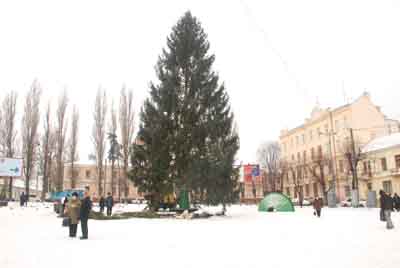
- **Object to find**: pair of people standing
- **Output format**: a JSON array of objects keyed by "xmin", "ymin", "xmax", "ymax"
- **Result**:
[
  {"xmin": 64, "ymin": 187, "xmax": 92, "ymax": 239},
  {"xmin": 99, "ymin": 192, "xmax": 114, "ymax": 216},
  {"xmin": 379, "ymin": 190, "xmax": 394, "ymax": 229}
]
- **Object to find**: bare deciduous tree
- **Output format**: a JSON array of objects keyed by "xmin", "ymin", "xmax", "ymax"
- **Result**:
[
  {"xmin": 108, "ymin": 100, "xmax": 119, "ymax": 196},
  {"xmin": 55, "ymin": 90, "xmax": 69, "ymax": 191},
  {"xmin": 68, "ymin": 105, "xmax": 79, "ymax": 188},
  {"xmin": 92, "ymin": 88, "xmax": 107, "ymax": 196},
  {"xmin": 119, "ymin": 86, "xmax": 134, "ymax": 198},
  {"xmin": 40, "ymin": 102, "xmax": 54, "ymax": 200},
  {"xmin": 0, "ymin": 91, "xmax": 18, "ymax": 198},
  {"xmin": 340, "ymin": 133, "xmax": 363, "ymax": 190},
  {"xmin": 305, "ymin": 154, "xmax": 331, "ymax": 202},
  {"xmin": 21, "ymin": 80, "xmax": 42, "ymax": 198},
  {"xmin": 256, "ymin": 141, "xmax": 287, "ymax": 193}
]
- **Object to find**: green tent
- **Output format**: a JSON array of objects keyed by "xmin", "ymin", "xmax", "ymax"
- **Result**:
[{"xmin": 258, "ymin": 192, "xmax": 295, "ymax": 212}]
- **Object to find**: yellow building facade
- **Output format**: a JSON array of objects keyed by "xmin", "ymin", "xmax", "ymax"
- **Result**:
[
  {"xmin": 280, "ymin": 92, "xmax": 399, "ymax": 201},
  {"xmin": 361, "ymin": 133, "xmax": 400, "ymax": 197},
  {"xmin": 63, "ymin": 161, "xmax": 142, "ymax": 201}
]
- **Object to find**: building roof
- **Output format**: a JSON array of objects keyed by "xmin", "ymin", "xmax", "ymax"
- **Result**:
[{"xmin": 362, "ymin": 133, "xmax": 400, "ymax": 153}]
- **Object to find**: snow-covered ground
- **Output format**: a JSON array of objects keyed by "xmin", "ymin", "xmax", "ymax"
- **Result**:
[{"xmin": 1, "ymin": 202, "xmax": 399, "ymax": 268}]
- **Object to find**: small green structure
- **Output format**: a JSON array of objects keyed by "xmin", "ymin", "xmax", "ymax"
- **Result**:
[
  {"xmin": 258, "ymin": 192, "xmax": 295, "ymax": 212},
  {"xmin": 178, "ymin": 189, "xmax": 190, "ymax": 210}
]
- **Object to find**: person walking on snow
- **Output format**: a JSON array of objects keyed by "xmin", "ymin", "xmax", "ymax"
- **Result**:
[
  {"xmin": 64, "ymin": 192, "xmax": 81, "ymax": 238},
  {"xmin": 393, "ymin": 193, "xmax": 400, "ymax": 212},
  {"xmin": 99, "ymin": 196, "xmax": 105, "ymax": 213},
  {"xmin": 80, "ymin": 187, "xmax": 92, "ymax": 240},
  {"xmin": 379, "ymin": 190, "xmax": 387, "ymax": 222},
  {"xmin": 313, "ymin": 197, "xmax": 323, "ymax": 218},
  {"xmin": 106, "ymin": 192, "xmax": 114, "ymax": 216},
  {"xmin": 380, "ymin": 190, "xmax": 394, "ymax": 229},
  {"xmin": 20, "ymin": 192, "xmax": 25, "ymax": 207}
]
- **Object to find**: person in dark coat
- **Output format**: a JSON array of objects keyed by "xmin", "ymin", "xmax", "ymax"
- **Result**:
[
  {"xmin": 379, "ymin": 190, "xmax": 387, "ymax": 222},
  {"xmin": 393, "ymin": 193, "xmax": 400, "ymax": 212},
  {"xmin": 79, "ymin": 187, "xmax": 92, "ymax": 240},
  {"xmin": 105, "ymin": 192, "xmax": 114, "ymax": 216},
  {"xmin": 313, "ymin": 197, "xmax": 323, "ymax": 218},
  {"xmin": 64, "ymin": 192, "xmax": 81, "ymax": 238},
  {"xmin": 61, "ymin": 196, "xmax": 69, "ymax": 217},
  {"xmin": 381, "ymin": 191, "xmax": 394, "ymax": 229},
  {"xmin": 99, "ymin": 196, "xmax": 105, "ymax": 213},
  {"xmin": 20, "ymin": 192, "xmax": 25, "ymax": 207}
]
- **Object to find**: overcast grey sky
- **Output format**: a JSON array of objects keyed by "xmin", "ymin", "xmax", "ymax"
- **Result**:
[{"xmin": 1, "ymin": 0, "xmax": 399, "ymax": 163}]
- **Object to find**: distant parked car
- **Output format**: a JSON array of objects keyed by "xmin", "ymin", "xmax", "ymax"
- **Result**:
[{"xmin": 340, "ymin": 198, "xmax": 366, "ymax": 207}]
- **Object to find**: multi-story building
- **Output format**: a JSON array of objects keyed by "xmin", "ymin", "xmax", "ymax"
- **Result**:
[
  {"xmin": 280, "ymin": 92, "xmax": 399, "ymax": 202},
  {"xmin": 63, "ymin": 160, "xmax": 143, "ymax": 201},
  {"xmin": 361, "ymin": 133, "xmax": 400, "ymax": 196}
]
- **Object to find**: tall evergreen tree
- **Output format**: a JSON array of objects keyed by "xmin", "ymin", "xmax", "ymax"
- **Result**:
[{"xmin": 130, "ymin": 11, "xmax": 239, "ymax": 211}]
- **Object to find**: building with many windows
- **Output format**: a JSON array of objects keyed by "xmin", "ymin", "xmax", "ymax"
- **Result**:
[
  {"xmin": 361, "ymin": 133, "xmax": 400, "ymax": 196},
  {"xmin": 63, "ymin": 160, "xmax": 143, "ymax": 201},
  {"xmin": 280, "ymin": 92, "xmax": 400, "ymax": 202}
]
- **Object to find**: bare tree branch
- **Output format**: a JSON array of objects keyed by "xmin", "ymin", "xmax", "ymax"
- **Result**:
[
  {"xmin": 55, "ymin": 89, "xmax": 68, "ymax": 191},
  {"xmin": 119, "ymin": 86, "xmax": 134, "ymax": 198},
  {"xmin": 68, "ymin": 105, "xmax": 79, "ymax": 188},
  {"xmin": 21, "ymin": 80, "xmax": 42, "ymax": 198},
  {"xmin": 92, "ymin": 88, "xmax": 107, "ymax": 196}
]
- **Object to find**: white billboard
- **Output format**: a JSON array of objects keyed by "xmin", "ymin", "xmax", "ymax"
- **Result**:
[{"xmin": 0, "ymin": 158, "xmax": 23, "ymax": 177}]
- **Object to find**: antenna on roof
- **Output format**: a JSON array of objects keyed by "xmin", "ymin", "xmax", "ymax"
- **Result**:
[{"xmin": 342, "ymin": 81, "xmax": 348, "ymax": 104}]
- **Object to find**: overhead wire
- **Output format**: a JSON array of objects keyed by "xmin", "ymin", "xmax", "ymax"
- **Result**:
[{"xmin": 238, "ymin": 0, "xmax": 310, "ymax": 101}]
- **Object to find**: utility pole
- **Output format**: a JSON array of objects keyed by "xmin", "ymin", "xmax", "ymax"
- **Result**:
[
  {"xmin": 349, "ymin": 128, "xmax": 360, "ymax": 207},
  {"xmin": 329, "ymin": 111, "xmax": 339, "ymax": 201}
]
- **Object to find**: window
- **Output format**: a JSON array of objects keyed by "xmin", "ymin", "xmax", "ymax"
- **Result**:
[
  {"xmin": 339, "ymin": 160, "xmax": 344, "ymax": 173},
  {"xmin": 317, "ymin": 128, "xmax": 321, "ymax": 139},
  {"xmin": 317, "ymin": 145, "xmax": 323, "ymax": 158},
  {"xmin": 367, "ymin": 183, "xmax": 372, "ymax": 191},
  {"xmin": 286, "ymin": 187, "xmax": 290, "ymax": 196},
  {"xmin": 324, "ymin": 124, "xmax": 329, "ymax": 135},
  {"xmin": 294, "ymin": 187, "xmax": 298, "ymax": 198},
  {"xmin": 303, "ymin": 151, "xmax": 307, "ymax": 162},
  {"xmin": 313, "ymin": 183, "xmax": 318, "ymax": 197},
  {"xmin": 311, "ymin": 148, "xmax": 315, "ymax": 160},
  {"xmin": 344, "ymin": 186, "xmax": 351, "ymax": 198},
  {"xmin": 310, "ymin": 130, "xmax": 313, "ymax": 141},
  {"xmin": 85, "ymin": 170, "xmax": 91, "ymax": 178},
  {"xmin": 296, "ymin": 136, "xmax": 299, "ymax": 146},
  {"xmin": 363, "ymin": 162, "xmax": 368, "ymax": 175},
  {"xmin": 305, "ymin": 184, "xmax": 310, "ymax": 197},
  {"xmin": 383, "ymin": 180, "xmax": 393, "ymax": 194},
  {"xmin": 381, "ymin": 158, "xmax": 387, "ymax": 171},
  {"xmin": 302, "ymin": 134, "xmax": 306, "ymax": 145},
  {"xmin": 297, "ymin": 166, "xmax": 302, "ymax": 179},
  {"xmin": 367, "ymin": 161, "xmax": 372, "ymax": 177},
  {"xmin": 304, "ymin": 167, "xmax": 308, "ymax": 178},
  {"xmin": 395, "ymin": 155, "xmax": 400, "ymax": 169},
  {"xmin": 292, "ymin": 155, "xmax": 295, "ymax": 161},
  {"xmin": 297, "ymin": 152, "xmax": 301, "ymax": 162},
  {"xmin": 328, "ymin": 162, "xmax": 332, "ymax": 174}
]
